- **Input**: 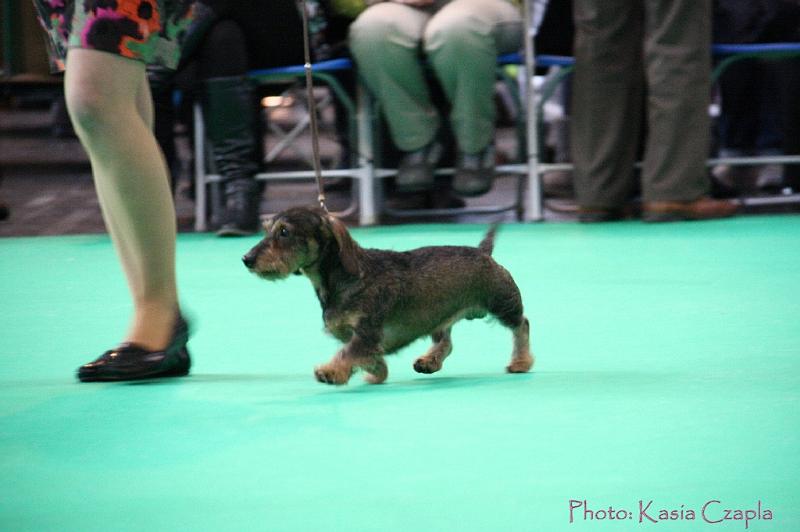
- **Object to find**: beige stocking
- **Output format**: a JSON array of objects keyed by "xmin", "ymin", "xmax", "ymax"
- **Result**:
[{"xmin": 64, "ymin": 48, "xmax": 179, "ymax": 350}]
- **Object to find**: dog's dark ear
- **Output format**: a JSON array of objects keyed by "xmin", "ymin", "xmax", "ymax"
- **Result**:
[{"xmin": 326, "ymin": 214, "xmax": 362, "ymax": 276}]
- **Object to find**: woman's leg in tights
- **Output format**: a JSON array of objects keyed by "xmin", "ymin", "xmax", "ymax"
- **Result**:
[{"xmin": 65, "ymin": 48, "xmax": 179, "ymax": 351}]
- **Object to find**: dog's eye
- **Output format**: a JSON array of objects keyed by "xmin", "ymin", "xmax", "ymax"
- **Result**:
[{"xmin": 278, "ymin": 227, "xmax": 290, "ymax": 238}]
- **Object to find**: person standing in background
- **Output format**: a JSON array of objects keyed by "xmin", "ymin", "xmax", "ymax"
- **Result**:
[{"xmin": 570, "ymin": 0, "xmax": 738, "ymax": 222}]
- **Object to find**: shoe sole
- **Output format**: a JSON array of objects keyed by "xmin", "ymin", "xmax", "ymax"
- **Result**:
[
  {"xmin": 453, "ymin": 189, "xmax": 490, "ymax": 198},
  {"xmin": 642, "ymin": 212, "xmax": 689, "ymax": 223},
  {"xmin": 77, "ymin": 365, "xmax": 190, "ymax": 382},
  {"xmin": 452, "ymin": 176, "xmax": 493, "ymax": 198},
  {"xmin": 395, "ymin": 180, "xmax": 435, "ymax": 194},
  {"xmin": 578, "ymin": 213, "xmax": 625, "ymax": 223},
  {"xmin": 642, "ymin": 211, "xmax": 735, "ymax": 223}
]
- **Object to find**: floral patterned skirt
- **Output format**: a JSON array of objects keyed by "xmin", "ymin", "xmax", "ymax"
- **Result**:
[{"xmin": 33, "ymin": 0, "xmax": 196, "ymax": 71}]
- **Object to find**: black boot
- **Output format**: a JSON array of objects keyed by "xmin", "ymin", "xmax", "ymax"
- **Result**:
[
  {"xmin": 219, "ymin": 178, "xmax": 260, "ymax": 236},
  {"xmin": 202, "ymin": 76, "xmax": 261, "ymax": 236}
]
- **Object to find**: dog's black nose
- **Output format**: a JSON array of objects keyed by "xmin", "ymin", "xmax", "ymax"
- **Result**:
[{"xmin": 242, "ymin": 254, "xmax": 256, "ymax": 269}]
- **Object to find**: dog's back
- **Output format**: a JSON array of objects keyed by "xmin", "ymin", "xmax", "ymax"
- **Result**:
[{"xmin": 358, "ymin": 226, "xmax": 521, "ymax": 354}]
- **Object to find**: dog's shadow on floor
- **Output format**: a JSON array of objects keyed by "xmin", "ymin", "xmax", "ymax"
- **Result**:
[
  {"xmin": 113, "ymin": 372, "xmax": 536, "ymax": 399},
  {"xmin": 328, "ymin": 372, "xmax": 535, "ymax": 396}
]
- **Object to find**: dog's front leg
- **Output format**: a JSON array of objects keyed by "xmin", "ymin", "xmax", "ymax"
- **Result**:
[{"xmin": 314, "ymin": 335, "xmax": 386, "ymax": 385}]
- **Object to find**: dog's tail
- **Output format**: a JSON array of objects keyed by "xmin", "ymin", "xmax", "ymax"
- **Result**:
[{"xmin": 478, "ymin": 223, "xmax": 499, "ymax": 255}]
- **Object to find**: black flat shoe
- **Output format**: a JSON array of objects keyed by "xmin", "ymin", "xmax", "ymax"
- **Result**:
[{"xmin": 77, "ymin": 316, "xmax": 191, "ymax": 382}]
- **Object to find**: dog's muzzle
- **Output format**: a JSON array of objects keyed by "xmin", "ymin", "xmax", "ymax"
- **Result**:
[{"xmin": 243, "ymin": 238, "xmax": 270, "ymax": 270}]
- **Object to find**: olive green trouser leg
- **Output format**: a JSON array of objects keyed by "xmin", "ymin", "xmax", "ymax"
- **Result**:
[
  {"xmin": 425, "ymin": 0, "xmax": 522, "ymax": 154},
  {"xmin": 349, "ymin": 2, "xmax": 439, "ymax": 152},
  {"xmin": 571, "ymin": 0, "xmax": 711, "ymax": 207}
]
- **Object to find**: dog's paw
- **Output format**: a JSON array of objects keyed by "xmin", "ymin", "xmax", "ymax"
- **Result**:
[
  {"xmin": 361, "ymin": 357, "xmax": 388, "ymax": 385},
  {"xmin": 314, "ymin": 363, "xmax": 352, "ymax": 385},
  {"xmin": 413, "ymin": 356, "xmax": 443, "ymax": 374},
  {"xmin": 506, "ymin": 353, "xmax": 534, "ymax": 373}
]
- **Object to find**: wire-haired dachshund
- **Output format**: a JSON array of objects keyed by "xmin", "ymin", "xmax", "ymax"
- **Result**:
[{"xmin": 242, "ymin": 206, "xmax": 533, "ymax": 385}]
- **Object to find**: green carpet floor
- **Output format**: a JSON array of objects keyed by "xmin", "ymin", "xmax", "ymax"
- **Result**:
[{"xmin": 1, "ymin": 215, "xmax": 799, "ymax": 531}]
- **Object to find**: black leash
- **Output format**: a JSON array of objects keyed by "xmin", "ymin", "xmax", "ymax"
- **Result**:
[{"xmin": 299, "ymin": 0, "xmax": 328, "ymax": 212}]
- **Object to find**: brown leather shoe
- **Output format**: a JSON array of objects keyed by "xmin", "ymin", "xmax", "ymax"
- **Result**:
[{"xmin": 642, "ymin": 197, "xmax": 739, "ymax": 222}]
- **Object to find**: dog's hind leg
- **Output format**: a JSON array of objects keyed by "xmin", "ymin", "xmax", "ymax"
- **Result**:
[
  {"xmin": 315, "ymin": 353, "xmax": 388, "ymax": 385},
  {"xmin": 413, "ymin": 327, "xmax": 453, "ymax": 374},
  {"xmin": 487, "ymin": 283, "xmax": 533, "ymax": 373},
  {"xmin": 361, "ymin": 356, "xmax": 388, "ymax": 384},
  {"xmin": 506, "ymin": 316, "xmax": 533, "ymax": 373}
]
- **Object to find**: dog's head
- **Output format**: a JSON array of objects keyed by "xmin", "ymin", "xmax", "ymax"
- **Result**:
[{"xmin": 242, "ymin": 206, "xmax": 361, "ymax": 280}]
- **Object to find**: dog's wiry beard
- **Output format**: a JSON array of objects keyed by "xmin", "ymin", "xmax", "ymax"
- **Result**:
[
  {"xmin": 253, "ymin": 260, "xmax": 299, "ymax": 280},
  {"xmin": 254, "ymin": 269, "xmax": 292, "ymax": 281},
  {"xmin": 251, "ymin": 252, "xmax": 313, "ymax": 281},
  {"xmin": 245, "ymin": 223, "xmax": 321, "ymax": 282}
]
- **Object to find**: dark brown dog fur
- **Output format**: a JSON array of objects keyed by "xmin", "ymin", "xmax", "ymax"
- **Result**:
[{"xmin": 243, "ymin": 206, "xmax": 533, "ymax": 385}]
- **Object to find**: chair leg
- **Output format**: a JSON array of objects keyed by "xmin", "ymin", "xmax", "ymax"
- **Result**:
[
  {"xmin": 357, "ymin": 83, "xmax": 378, "ymax": 225},
  {"xmin": 193, "ymin": 102, "xmax": 208, "ymax": 232}
]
